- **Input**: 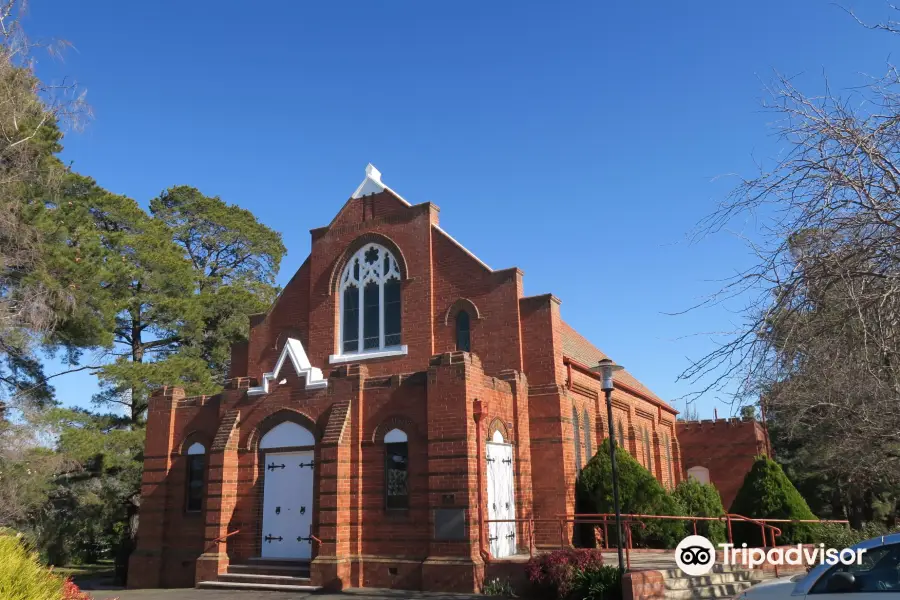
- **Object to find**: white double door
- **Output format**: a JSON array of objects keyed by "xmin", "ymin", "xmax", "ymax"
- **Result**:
[
  {"xmin": 486, "ymin": 442, "xmax": 517, "ymax": 558},
  {"xmin": 261, "ymin": 450, "xmax": 314, "ymax": 559}
]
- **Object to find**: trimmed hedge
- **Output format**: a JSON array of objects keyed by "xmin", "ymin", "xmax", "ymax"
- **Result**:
[
  {"xmin": 576, "ymin": 438, "xmax": 684, "ymax": 548},
  {"xmin": 729, "ymin": 455, "xmax": 817, "ymax": 546},
  {"xmin": 672, "ymin": 478, "xmax": 727, "ymax": 544}
]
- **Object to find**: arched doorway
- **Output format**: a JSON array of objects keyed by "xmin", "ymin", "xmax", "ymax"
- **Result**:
[
  {"xmin": 259, "ymin": 421, "xmax": 316, "ymax": 559},
  {"xmin": 486, "ymin": 428, "xmax": 517, "ymax": 558}
]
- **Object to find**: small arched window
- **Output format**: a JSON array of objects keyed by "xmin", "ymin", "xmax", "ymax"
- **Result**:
[
  {"xmin": 384, "ymin": 428, "xmax": 409, "ymax": 509},
  {"xmin": 455, "ymin": 310, "xmax": 471, "ymax": 352},
  {"xmin": 185, "ymin": 442, "xmax": 206, "ymax": 513},
  {"xmin": 340, "ymin": 243, "xmax": 402, "ymax": 355},
  {"xmin": 583, "ymin": 408, "xmax": 592, "ymax": 459},
  {"xmin": 572, "ymin": 406, "xmax": 582, "ymax": 471},
  {"xmin": 642, "ymin": 427, "xmax": 652, "ymax": 469}
]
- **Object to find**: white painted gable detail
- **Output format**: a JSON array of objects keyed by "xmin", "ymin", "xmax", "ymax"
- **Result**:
[{"xmin": 248, "ymin": 338, "xmax": 327, "ymax": 395}]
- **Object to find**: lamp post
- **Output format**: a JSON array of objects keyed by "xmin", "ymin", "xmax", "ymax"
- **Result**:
[{"xmin": 592, "ymin": 358, "xmax": 626, "ymax": 571}]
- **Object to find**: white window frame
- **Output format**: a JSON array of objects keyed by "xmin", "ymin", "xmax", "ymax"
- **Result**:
[{"xmin": 330, "ymin": 243, "xmax": 408, "ymax": 364}]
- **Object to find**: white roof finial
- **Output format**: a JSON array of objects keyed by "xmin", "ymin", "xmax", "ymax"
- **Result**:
[
  {"xmin": 365, "ymin": 163, "xmax": 382, "ymax": 183},
  {"xmin": 352, "ymin": 163, "xmax": 387, "ymax": 198}
]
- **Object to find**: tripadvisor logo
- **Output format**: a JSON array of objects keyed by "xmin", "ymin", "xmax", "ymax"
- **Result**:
[
  {"xmin": 675, "ymin": 535, "xmax": 716, "ymax": 576},
  {"xmin": 674, "ymin": 535, "xmax": 869, "ymax": 576}
]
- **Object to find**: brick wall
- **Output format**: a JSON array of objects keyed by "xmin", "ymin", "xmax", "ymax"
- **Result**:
[
  {"xmin": 676, "ymin": 418, "xmax": 770, "ymax": 509},
  {"xmin": 130, "ymin": 185, "xmax": 684, "ymax": 593}
]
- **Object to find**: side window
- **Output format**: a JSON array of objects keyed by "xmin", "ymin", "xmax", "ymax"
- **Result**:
[
  {"xmin": 810, "ymin": 544, "xmax": 900, "ymax": 593},
  {"xmin": 583, "ymin": 409, "xmax": 592, "ymax": 459},
  {"xmin": 572, "ymin": 406, "xmax": 582, "ymax": 471},
  {"xmin": 617, "ymin": 420, "xmax": 626, "ymax": 450},
  {"xmin": 185, "ymin": 442, "xmax": 205, "ymax": 513},
  {"xmin": 455, "ymin": 310, "xmax": 471, "ymax": 352},
  {"xmin": 664, "ymin": 432, "xmax": 675, "ymax": 485},
  {"xmin": 643, "ymin": 427, "xmax": 652, "ymax": 468},
  {"xmin": 384, "ymin": 429, "xmax": 409, "ymax": 509}
]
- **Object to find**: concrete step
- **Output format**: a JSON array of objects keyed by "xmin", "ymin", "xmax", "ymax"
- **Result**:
[
  {"xmin": 227, "ymin": 563, "xmax": 311, "ymax": 577},
  {"xmin": 663, "ymin": 572, "xmax": 760, "ymax": 590},
  {"xmin": 217, "ymin": 573, "xmax": 313, "ymax": 586},
  {"xmin": 197, "ymin": 581, "xmax": 321, "ymax": 593},
  {"xmin": 663, "ymin": 581, "xmax": 755, "ymax": 600},
  {"xmin": 657, "ymin": 564, "xmax": 753, "ymax": 579}
]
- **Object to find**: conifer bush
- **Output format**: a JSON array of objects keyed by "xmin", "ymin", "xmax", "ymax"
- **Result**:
[
  {"xmin": 576, "ymin": 438, "xmax": 685, "ymax": 548},
  {"xmin": 672, "ymin": 478, "xmax": 727, "ymax": 544},
  {"xmin": 729, "ymin": 456, "xmax": 817, "ymax": 546}
]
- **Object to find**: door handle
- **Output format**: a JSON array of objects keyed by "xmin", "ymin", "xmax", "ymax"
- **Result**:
[
  {"xmin": 275, "ymin": 506, "xmax": 281, "ymax": 515},
  {"xmin": 300, "ymin": 506, "xmax": 306, "ymax": 515}
]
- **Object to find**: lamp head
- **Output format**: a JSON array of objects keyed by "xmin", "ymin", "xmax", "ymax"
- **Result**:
[{"xmin": 591, "ymin": 358, "xmax": 624, "ymax": 392}]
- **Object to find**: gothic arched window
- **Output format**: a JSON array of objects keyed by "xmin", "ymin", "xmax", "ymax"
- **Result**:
[
  {"xmin": 583, "ymin": 408, "xmax": 592, "ymax": 459},
  {"xmin": 664, "ymin": 432, "xmax": 675, "ymax": 485},
  {"xmin": 642, "ymin": 427, "xmax": 652, "ymax": 468},
  {"xmin": 455, "ymin": 310, "xmax": 471, "ymax": 352},
  {"xmin": 572, "ymin": 406, "xmax": 582, "ymax": 472},
  {"xmin": 339, "ymin": 244, "xmax": 402, "ymax": 355}
]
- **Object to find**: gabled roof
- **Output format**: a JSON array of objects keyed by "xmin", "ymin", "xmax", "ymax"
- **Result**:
[{"xmin": 559, "ymin": 320, "xmax": 669, "ymax": 407}]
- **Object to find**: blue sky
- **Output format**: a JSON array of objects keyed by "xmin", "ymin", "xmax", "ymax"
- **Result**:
[{"xmin": 22, "ymin": 1, "xmax": 897, "ymax": 417}]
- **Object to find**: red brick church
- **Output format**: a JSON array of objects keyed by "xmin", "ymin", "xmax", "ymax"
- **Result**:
[{"xmin": 128, "ymin": 165, "xmax": 750, "ymax": 593}]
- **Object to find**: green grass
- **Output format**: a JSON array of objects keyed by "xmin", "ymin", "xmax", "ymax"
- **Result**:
[{"xmin": 53, "ymin": 561, "xmax": 115, "ymax": 585}]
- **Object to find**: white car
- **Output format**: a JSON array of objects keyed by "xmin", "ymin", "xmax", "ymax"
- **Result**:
[{"xmin": 734, "ymin": 533, "xmax": 900, "ymax": 598}]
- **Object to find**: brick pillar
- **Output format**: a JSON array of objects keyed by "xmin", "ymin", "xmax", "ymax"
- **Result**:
[
  {"xmin": 311, "ymin": 366, "xmax": 357, "ymax": 591},
  {"xmin": 519, "ymin": 294, "xmax": 571, "ymax": 548},
  {"xmin": 128, "ymin": 386, "xmax": 184, "ymax": 589},
  {"xmin": 422, "ymin": 353, "xmax": 484, "ymax": 593},
  {"xmin": 196, "ymin": 409, "xmax": 240, "ymax": 584}
]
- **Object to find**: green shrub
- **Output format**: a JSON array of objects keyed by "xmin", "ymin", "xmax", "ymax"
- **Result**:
[
  {"xmin": 525, "ymin": 548, "xmax": 606, "ymax": 598},
  {"xmin": 482, "ymin": 577, "xmax": 515, "ymax": 596},
  {"xmin": 672, "ymin": 478, "xmax": 727, "ymax": 544},
  {"xmin": 729, "ymin": 456, "xmax": 817, "ymax": 546},
  {"xmin": 812, "ymin": 522, "xmax": 893, "ymax": 551},
  {"xmin": 576, "ymin": 439, "xmax": 684, "ymax": 549},
  {"xmin": 569, "ymin": 565, "xmax": 623, "ymax": 600},
  {"xmin": 0, "ymin": 529, "xmax": 65, "ymax": 600}
]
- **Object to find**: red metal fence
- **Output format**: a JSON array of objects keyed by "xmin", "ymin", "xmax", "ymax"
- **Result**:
[{"xmin": 484, "ymin": 512, "xmax": 851, "ymax": 575}]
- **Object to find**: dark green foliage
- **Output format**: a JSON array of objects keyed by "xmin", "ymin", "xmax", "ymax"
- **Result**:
[
  {"xmin": 569, "ymin": 565, "xmax": 623, "ymax": 600},
  {"xmin": 813, "ymin": 522, "xmax": 893, "ymax": 551},
  {"xmin": 729, "ymin": 456, "xmax": 817, "ymax": 546},
  {"xmin": 577, "ymin": 438, "xmax": 685, "ymax": 548},
  {"xmin": 672, "ymin": 478, "xmax": 727, "ymax": 544},
  {"xmin": 525, "ymin": 548, "xmax": 607, "ymax": 599}
]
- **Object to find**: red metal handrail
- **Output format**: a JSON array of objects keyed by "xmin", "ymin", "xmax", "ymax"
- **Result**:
[{"xmin": 205, "ymin": 529, "xmax": 240, "ymax": 553}]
